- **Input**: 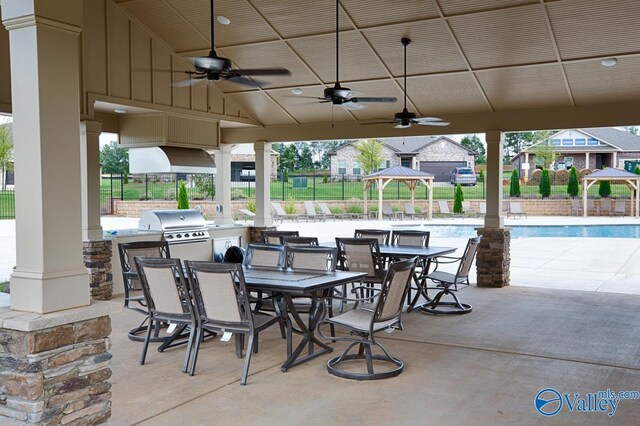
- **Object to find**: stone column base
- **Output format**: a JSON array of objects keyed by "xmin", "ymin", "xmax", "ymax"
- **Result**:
[
  {"xmin": 83, "ymin": 240, "xmax": 113, "ymax": 301},
  {"xmin": 475, "ymin": 227, "xmax": 511, "ymax": 288},
  {"xmin": 0, "ymin": 302, "xmax": 120, "ymax": 424},
  {"xmin": 249, "ymin": 226, "xmax": 277, "ymax": 243}
]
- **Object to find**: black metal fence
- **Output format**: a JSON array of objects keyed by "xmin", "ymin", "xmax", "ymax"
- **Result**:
[{"xmin": 0, "ymin": 187, "xmax": 15, "ymax": 219}]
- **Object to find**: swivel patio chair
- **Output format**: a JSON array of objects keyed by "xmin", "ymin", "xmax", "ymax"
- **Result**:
[
  {"xmin": 184, "ymin": 262, "xmax": 285, "ymax": 384},
  {"xmin": 421, "ymin": 236, "xmax": 481, "ymax": 315},
  {"xmin": 354, "ymin": 229, "xmax": 391, "ymax": 245},
  {"xmin": 335, "ymin": 237, "xmax": 385, "ymax": 309},
  {"xmin": 261, "ymin": 230, "xmax": 299, "ymax": 245},
  {"xmin": 134, "ymin": 257, "xmax": 195, "ymax": 372},
  {"xmin": 318, "ymin": 258, "xmax": 417, "ymax": 380},
  {"xmin": 391, "ymin": 230, "xmax": 431, "ymax": 308},
  {"xmin": 118, "ymin": 240, "xmax": 171, "ymax": 341},
  {"xmin": 281, "ymin": 236, "xmax": 320, "ymax": 247}
]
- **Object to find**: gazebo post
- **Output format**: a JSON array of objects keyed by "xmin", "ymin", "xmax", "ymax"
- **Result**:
[
  {"xmin": 363, "ymin": 180, "xmax": 368, "ymax": 216},
  {"xmin": 410, "ymin": 181, "xmax": 415, "ymax": 209},
  {"xmin": 378, "ymin": 177, "xmax": 383, "ymax": 221},
  {"xmin": 636, "ymin": 179, "xmax": 639, "ymax": 218},
  {"xmin": 583, "ymin": 178, "xmax": 588, "ymax": 217}
]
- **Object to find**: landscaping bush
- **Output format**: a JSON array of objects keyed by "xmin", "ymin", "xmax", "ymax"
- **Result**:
[
  {"xmin": 323, "ymin": 173, "xmax": 329, "ymax": 184},
  {"xmin": 331, "ymin": 206, "xmax": 344, "ymax": 214},
  {"xmin": 539, "ymin": 169, "xmax": 551, "ymax": 198},
  {"xmin": 453, "ymin": 184, "xmax": 464, "ymax": 213},
  {"xmin": 478, "ymin": 170, "xmax": 485, "ymax": 183},
  {"xmin": 346, "ymin": 204, "xmax": 363, "ymax": 214},
  {"xmin": 554, "ymin": 169, "xmax": 569, "ymax": 185},
  {"xmin": 567, "ymin": 166, "xmax": 579, "ymax": 198},
  {"xmin": 177, "ymin": 181, "xmax": 189, "ymax": 209},
  {"xmin": 230, "ymin": 189, "xmax": 247, "ymax": 200},
  {"xmin": 635, "ymin": 165, "xmax": 640, "ymax": 175},
  {"xmin": 599, "ymin": 180, "xmax": 611, "ymax": 198},
  {"xmin": 246, "ymin": 198, "xmax": 256, "ymax": 213},
  {"xmin": 284, "ymin": 197, "xmax": 297, "ymax": 214},
  {"xmin": 509, "ymin": 169, "xmax": 521, "ymax": 197}
]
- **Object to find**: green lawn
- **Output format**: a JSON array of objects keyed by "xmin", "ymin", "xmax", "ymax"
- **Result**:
[{"xmin": 0, "ymin": 192, "xmax": 15, "ymax": 219}]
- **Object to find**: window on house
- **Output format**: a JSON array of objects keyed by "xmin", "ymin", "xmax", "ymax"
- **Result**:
[
  {"xmin": 562, "ymin": 138, "xmax": 573, "ymax": 146},
  {"xmin": 352, "ymin": 161, "xmax": 361, "ymax": 175},
  {"xmin": 378, "ymin": 160, "xmax": 390, "ymax": 171},
  {"xmin": 574, "ymin": 138, "xmax": 586, "ymax": 145},
  {"xmin": 550, "ymin": 139, "xmax": 561, "ymax": 146},
  {"xmin": 338, "ymin": 160, "xmax": 346, "ymax": 175},
  {"xmin": 564, "ymin": 157, "xmax": 574, "ymax": 167},
  {"xmin": 401, "ymin": 158, "xmax": 411, "ymax": 168},
  {"xmin": 587, "ymin": 138, "xmax": 599, "ymax": 145}
]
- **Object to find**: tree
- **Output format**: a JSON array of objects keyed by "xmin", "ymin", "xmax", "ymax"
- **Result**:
[
  {"xmin": 567, "ymin": 166, "xmax": 579, "ymax": 198},
  {"xmin": 504, "ymin": 131, "xmax": 555, "ymax": 164},
  {"xmin": 530, "ymin": 142, "xmax": 557, "ymax": 169},
  {"xmin": 0, "ymin": 124, "xmax": 13, "ymax": 191},
  {"xmin": 460, "ymin": 135, "xmax": 486, "ymax": 164},
  {"xmin": 599, "ymin": 180, "xmax": 611, "ymax": 198},
  {"xmin": 355, "ymin": 139, "xmax": 384, "ymax": 175},
  {"xmin": 634, "ymin": 165, "xmax": 640, "ymax": 175},
  {"xmin": 100, "ymin": 141, "xmax": 129, "ymax": 182},
  {"xmin": 453, "ymin": 184, "xmax": 464, "ymax": 213},
  {"xmin": 624, "ymin": 126, "xmax": 639, "ymax": 135},
  {"xmin": 539, "ymin": 169, "xmax": 551, "ymax": 198},
  {"xmin": 177, "ymin": 180, "xmax": 189, "ymax": 209},
  {"xmin": 509, "ymin": 169, "xmax": 521, "ymax": 197}
]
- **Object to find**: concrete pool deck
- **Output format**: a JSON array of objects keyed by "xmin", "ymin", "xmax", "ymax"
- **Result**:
[{"xmin": 0, "ymin": 214, "xmax": 639, "ymax": 296}]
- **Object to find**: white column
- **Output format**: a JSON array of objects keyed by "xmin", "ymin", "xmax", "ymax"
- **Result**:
[
  {"xmin": 254, "ymin": 141, "xmax": 273, "ymax": 227},
  {"xmin": 613, "ymin": 152, "xmax": 618, "ymax": 168},
  {"xmin": 524, "ymin": 152, "xmax": 530, "ymax": 179},
  {"xmin": 3, "ymin": 0, "xmax": 89, "ymax": 313},
  {"xmin": 484, "ymin": 131, "xmax": 504, "ymax": 229},
  {"xmin": 213, "ymin": 143, "xmax": 233, "ymax": 225},
  {"xmin": 80, "ymin": 121, "xmax": 103, "ymax": 240},
  {"xmin": 428, "ymin": 180, "xmax": 433, "ymax": 221},
  {"xmin": 585, "ymin": 152, "xmax": 590, "ymax": 169},
  {"xmin": 377, "ymin": 178, "xmax": 383, "ymax": 220}
]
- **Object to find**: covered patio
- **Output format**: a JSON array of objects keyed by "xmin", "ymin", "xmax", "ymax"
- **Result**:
[{"xmin": 3, "ymin": 0, "xmax": 640, "ymax": 423}]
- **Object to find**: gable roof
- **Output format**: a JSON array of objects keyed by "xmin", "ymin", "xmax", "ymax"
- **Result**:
[
  {"xmin": 583, "ymin": 168, "xmax": 640, "ymax": 180},
  {"xmin": 329, "ymin": 136, "xmax": 476, "ymax": 156},
  {"xmin": 524, "ymin": 127, "xmax": 640, "ymax": 153},
  {"xmin": 365, "ymin": 165, "xmax": 434, "ymax": 179}
]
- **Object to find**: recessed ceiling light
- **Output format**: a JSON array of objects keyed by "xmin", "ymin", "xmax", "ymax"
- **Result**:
[
  {"xmin": 291, "ymin": 88, "xmax": 303, "ymax": 95},
  {"xmin": 113, "ymin": 109, "xmax": 127, "ymax": 114},
  {"xmin": 217, "ymin": 15, "xmax": 230, "ymax": 25},
  {"xmin": 601, "ymin": 57, "xmax": 618, "ymax": 67}
]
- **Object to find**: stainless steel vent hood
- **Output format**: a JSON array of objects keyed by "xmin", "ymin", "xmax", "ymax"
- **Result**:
[{"xmin": 129, "ymin": 147, "xmax": 216, "ymax": 174}]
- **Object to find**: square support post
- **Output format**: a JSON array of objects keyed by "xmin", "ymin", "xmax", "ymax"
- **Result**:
[
  {"xmin": 213, "ymin": 143, "xmax": 233, "ymax": 225},
  {"xmin": 80, "ymin": 121, "xmax": 103, "ymax": 240},
  {"xmin": 254, "ymin": 141, "xmax": 273, "ymax": 227}
]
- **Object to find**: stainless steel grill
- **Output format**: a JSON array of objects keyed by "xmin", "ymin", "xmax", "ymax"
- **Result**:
[{"xmin": 138, "ymin": 209, "xmax": 209, "ymax": 244}]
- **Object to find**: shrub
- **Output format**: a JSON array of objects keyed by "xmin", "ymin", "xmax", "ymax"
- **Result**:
[
  {"xmin": 453, "ymin": 184, "xmax": 464, "ymax": 213},
  {"xmin": 177, "ymin": 181, "xmax": 189, "ymax": 209},
  {"xmin": 539, "ymin": 169, "xmax": 551, "ymax": 198},
  {"xmin": 331, "ymin": 206, "xmax": 344, "ymax": 214},
  {"xmin": 323, "ymin": 173, "xmax": 329, "ymax": 184},
  {"xmin": 230, "ymin": 189, "xmax": 247, "ymax": 200},
  {"xmin": 284, "ymin": 197, "xmax": 297, "ymax": 214},
  {"xmin": 509, "ymin": 169, "xmax": 521, "ymax": 197},
  {"xmin": 599, "ymin": 180, "xmax": 611, "ymax": 198},
  {"xmin": 635, "ymin": 165, "xmax": 640, "ymax": 175},
  {"xmin": 413, "ymin": 204, "xmax": 423, "ymax": 214},
  {"xmin": 567, "ymin": 166, "xmax": 579, "ymax": 198},
  {"xmin": 246, "ymin": 198, "xmax": 256, "ymax": 213},
  {"xmin": 346, "ymin": 204, "xmax": 363, "ymax": 214},
  {"xmin": 478, "ymin": 169, "xmax": 485, "ymax": 182},
  {"xmin": 391, "ymin": 204, "xmax": 402, "ymax": 212}
]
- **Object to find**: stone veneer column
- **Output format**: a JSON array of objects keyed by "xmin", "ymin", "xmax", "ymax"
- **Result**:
[
  {"xmin": 475, "ymin": 227, "xmax": 510, "ymax": 287},
  {"xmin": 0, "ymin": 303, "xmax": 119, "ymax": 424},
  {"xmin": 477, "ymin": 131, "xmax": 510, "ymax": 288},
  {"xmin": 83, "ymin": 240, "xmax": 113, "ymax": 301}
]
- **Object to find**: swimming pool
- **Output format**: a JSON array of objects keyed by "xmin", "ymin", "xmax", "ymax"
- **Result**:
[{"xmin": 395, "ymin": 225, "xmax": 640, "ymax": 239}]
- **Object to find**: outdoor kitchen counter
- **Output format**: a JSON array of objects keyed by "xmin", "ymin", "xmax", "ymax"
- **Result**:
[{"xmin": 105, "ymin": 225, "xmax": 251, "ymax": 296}]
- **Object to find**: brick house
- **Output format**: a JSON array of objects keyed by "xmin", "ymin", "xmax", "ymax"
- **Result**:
[
  {"xmin": 512, "ymin": 128, "xmax": 640, "ymax": 179},
  {"xmin": 328, "ymin": 136, "xmax": 477, "ymax": 182},
  {"xmin": 228, "ymin": 143, "xmax": 279, "ymax": 181}
]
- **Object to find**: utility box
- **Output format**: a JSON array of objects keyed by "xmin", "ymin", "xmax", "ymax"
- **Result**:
[
  {"xmin": 292, "ymin": 177, "xmax": 308, "ymax": 188},
  {"xmin": 624, "ymin": 160, "xmax": 640, "ymax": 173}
]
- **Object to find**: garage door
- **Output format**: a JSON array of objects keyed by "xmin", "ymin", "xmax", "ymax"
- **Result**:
[{"xmin": 420, "ymin": 161, "xmax": 466, "ymax": 182}]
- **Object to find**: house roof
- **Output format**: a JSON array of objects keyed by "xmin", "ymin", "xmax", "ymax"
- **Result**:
[
  {"xmin": 579, "ymin": 128, "xmax": 640, "ymax": 151},
  {"xmin": 364, "ymin": 165, "xmax": 434, "ymax": 179},
  {"xmin": 329, "ymin": 136, "xmax": 476, "ymax": 156}
]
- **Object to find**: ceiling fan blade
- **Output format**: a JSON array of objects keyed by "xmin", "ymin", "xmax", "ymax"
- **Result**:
[
  {"xmin": 171, "ymin": 76, "xmax": 207, "ymax": 87},
  {"xmin": 225, "ymin": 75, "xmax": 266, "ymax": 87},
  {"xmin": 413, "ymin": 116, "xmax": 446, "ymax": 123},
  {"xmin": 340, "ymin": 102, "xmax": 366, "ymax": 110},
  {"xmin": 233, "ymin": 68, "xmax": 291, "ymax": 76},
  {"xmin": 393, "ymin": 122, "xmax": 412, "ymax": 129},
  {"xmin": 415, "ymin": 120, "xmax": 450, "ymax": 127},
  {"xmin": 361, "ymin": 121, "xmax": 395, "ymax": 125},
  {"xmin": 281, "ymin": 95, "xmax": 326, "ymax": 100},
  {"xmin": 351, "ymin": 97, "xmax": 397, "ymax": 103}
]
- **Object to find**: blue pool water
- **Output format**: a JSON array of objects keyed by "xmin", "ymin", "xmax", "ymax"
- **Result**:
[{"xmin": 396, "ymin": 225, "xmax": 640, "ymax": 239}]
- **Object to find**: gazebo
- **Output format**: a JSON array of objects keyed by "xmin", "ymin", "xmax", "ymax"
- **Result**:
[
  {"xmin": 363, "ymin": 166, "xmax": 435, "ymax": 221},
  {"xmin": 581, "ymin": 168, "xmax": 640, "ymax": 218}
]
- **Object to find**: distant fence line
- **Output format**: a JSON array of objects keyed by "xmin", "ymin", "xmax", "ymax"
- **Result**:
[{"xmin": 0, "ymin": 172, "xmax": 634, "ymax": 219}]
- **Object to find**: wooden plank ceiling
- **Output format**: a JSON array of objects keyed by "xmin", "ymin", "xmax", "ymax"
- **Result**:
[{"xmin": 113, "ymin": 0, "xmax": 640, "ymax": 129}]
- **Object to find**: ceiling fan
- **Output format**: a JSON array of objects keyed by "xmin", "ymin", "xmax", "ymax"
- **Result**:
[
  {"xmin": 315, "ymin": 0, "xmax": 397, "ymax": 108},
  {"xmin": 173, "ymin": 0, "xmax": 291, "ymax": 87},
  {"xmin": 367, "ymin": 38, "xmax": 449, "ymax": 128}
]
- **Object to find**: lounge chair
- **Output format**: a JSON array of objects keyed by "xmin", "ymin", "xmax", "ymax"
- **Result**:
[
  {"xmin": 318, "ymin": 202, "xmax": 352, "ymax": 220},
  {"xmin": 599, "ymin": 198, "xmax": 612, "ymax": 216},
  {"xmin": 570, "ymin": 199, "xmax": 581, "ymax": 216},
  {"xmin": 613, "ymin": 200, "xmax": 626, "ymax": 216},
  {"xmin": 303, "ymin": 201, "xmax": 326, "ymax": 222},
  {"xmin": 403, "ymin": 203, "xmax": 425, "ymax": 220},
  {"xmin": 238, "ymin": 208, "xmax": 255, "ymax": 222},
  {"xmin": 382, "ymin": 202, "xmax": 402, "ymax": 220},
  {"xmin": 437, "ymin": 200, "xmax": 460, "ymax": 218},
  {"xmin": 272, "ymin": 202, "xmax": 304, "ymax": 222},
  {"xmin": 508, "ymin": 201, "xmax": 527, "ymax": 219},
  {"xmin": 587, "ymin": 199, "xmax": 599, "ymax": 215},
  {"xmin": 479, "ymin": 202, "xmax": 486, "ymax": 217}
]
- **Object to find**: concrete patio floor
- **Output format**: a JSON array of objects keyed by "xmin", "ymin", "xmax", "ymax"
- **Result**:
[{"xmin": 108, "ymin": 286, "xmax": 640, "ymax": 425}]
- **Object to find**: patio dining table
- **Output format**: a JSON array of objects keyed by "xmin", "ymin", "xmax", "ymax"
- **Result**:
[{"xmin": 242, "ymin": 267, "xmax": 367, "ymax": 372}]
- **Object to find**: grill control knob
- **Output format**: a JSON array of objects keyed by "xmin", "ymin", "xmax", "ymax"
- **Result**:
[
  {"xmin": 184, "ymin": 233, "xmax": 190, "ymax": 237},
  {"xmin": 176, "ymin": 234, "xmax": 182, "ymax": 238},
  {"xmin": 166, "ymin": 235, "xmax": 173, "ymax": 239}
]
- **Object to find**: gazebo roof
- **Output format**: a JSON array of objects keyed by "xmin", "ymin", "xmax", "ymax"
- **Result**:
[
  {"xmin": 582, "ymin": 168, "xmax": 640, "ymax": 180},
  {"xmin": 364, "ymin": 165, "xmax": 434, "ymax": 180}
]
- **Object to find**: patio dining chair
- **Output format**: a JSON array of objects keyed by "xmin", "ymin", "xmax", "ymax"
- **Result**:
[
  {"xmin": 318, "ymin": 257, "xmax": 417, "ymax": 380},
  {"xmin": 391, "ymin": 230, "xmax": 430, "ymax": 306},
  {"xmin": 261, "ymin": 230, "xmax": 299, "ymax": 245},
  {"xmin": 134, "ymin": 257, "xmax": 195, "ymax": 372},
  {"xmin": 281, "ymin": 236, "xmax": 319, "ymax": 247},
  {"xmin": 335, "ymin": 237, "xmax": 385, "ymax": 309},
  {"xmin": 118, "ymin": 240, "xmax": 171, "ymax": 341},
  {"xmin": 354, "ymin": 229, "xmax": 391, "ymax": 245},
  {"xmin": 184, "ymin": 262, "xmax": 285, "ymax": 384},
  {"xmin": 421, "ymin": 236, "xmax": 481, "ymax": 315}
]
